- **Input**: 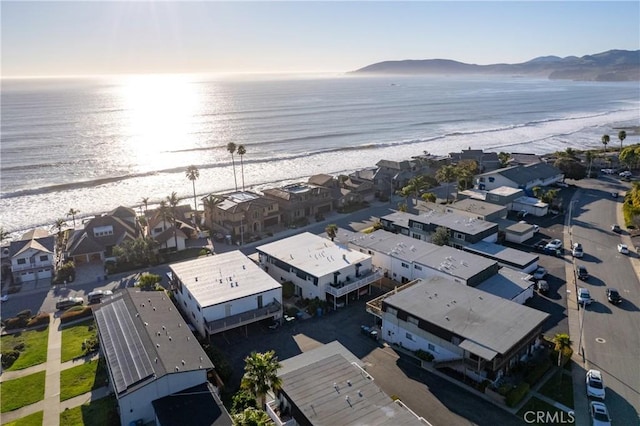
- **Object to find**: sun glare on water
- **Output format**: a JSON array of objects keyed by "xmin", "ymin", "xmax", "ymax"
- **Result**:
[{"xmin": 115, "ymin": 74, "xmax": 203, "ymax": 169}]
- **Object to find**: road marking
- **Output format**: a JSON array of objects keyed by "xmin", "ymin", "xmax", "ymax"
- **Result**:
[{"xmin": 595, "ymin": 337, "xmax": 606, "ymax": 344}]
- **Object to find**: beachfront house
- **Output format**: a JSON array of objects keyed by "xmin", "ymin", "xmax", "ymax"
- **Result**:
[
  {"xmin": 266, "ymin": 341, "xmax": 426, "ymax": 426},
  {"xmin": 256, "ymin": 232, "xmax": 380, "ymax": 309},
  {"xmin": 366, "ymin": 277, "xmax": 549, "ymax": 382},
  {"xmin": 448, "ymin": 148, "xmax": 501, "ymax": 172},
  {"xmin": 65, "ymin": 208, "xmax": 140, "ymax": 265},
  {"xmin": 168, "ymin": 251, "xmax": 283, "ymax": 338},
  {"xmin": 147, "ymin": 213, "xmax": 189, "ymax": 252},
  {"xmin": 474, "ymin": 162, "xmax": 564, "ymax": 192},
  {"xmin": 262, "ymin": 183, "xmax": 333, "ymax": 227},
  {"xmin": 9, "ymin": 228, "xmax": 55, "ymax": 284},
  {"xmin": 203, "ymin": 191, "xmax": 281, "ymax": 243},
  {"xmin": 93, "ymin": 289, "xmax": 230, "ymax": 426}
]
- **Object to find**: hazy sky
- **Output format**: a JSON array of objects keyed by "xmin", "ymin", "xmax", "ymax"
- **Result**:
[{"xmin": 2, "ymin": 1, "xmax": 639, "ymax": 77}]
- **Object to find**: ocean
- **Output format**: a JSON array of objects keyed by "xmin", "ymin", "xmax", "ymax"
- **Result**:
[{"xmin": 1, "ymin": 73, "xmax": 639, "ymax": 236}]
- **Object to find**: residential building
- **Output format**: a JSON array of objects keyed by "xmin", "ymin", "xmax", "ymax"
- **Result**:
[
  {"xmin": 449, "ymin": 148, "xmax": 500, "ymax": 172},
  {"xmin": 463, "ymin": 241, "xmax": 538, "ymax": 273},
  {"xmin": 262, "ymin": 183, "xmax": 333, "ymax": 226},
  {"xmin": 204, "ymin": 191, "xmax": 281, "ymax": 241},
  {"xmin": 256, "ymin": 232, "xmax": 380, "ymax": 308},
  {"xmin": 94, "ymin": 289, "xmax": 221, "ymax": 426},
  {"xmin": 443, "ymin": 198, "xmax": 508, "ymax": 222},
  {"xmin": 459, "ymin": 186, "xmax": 526, "ymax": 209},
  {"xmin": 341, "ymin": 176, "xmax": 376, "ymax": 202},
  {"xmin": 266, "ymin": 341, "xmax": 426, "ymax": 426},
  {"xmin": 476, "ymin": 267, "xmax": 535, "ymax": 305},
  {"xmin": 475, "ymin": 162, "xmax": 564, "ymax": 192},
  {"xmin": 152, "ymin": 382, "xmax": 232, "ymax": 426},
  {"xmin": 9, "ymin": 228, "xmax": 55, "ymax": 283},
  {"xmin": 367, "ymin": 277, "xmax": 549, "ymax": 382},
  {"xmin": 380, "ymin": 210, "xmax": 499, "ymax": 248},
  {"xmin": 372, "ymin": 159, "xmax": 416, "ymax": 197},
  {"xmin": 507, "ymin": 153, "xmax": 543, "ymax": 166},
  {"xmin": 147, "ymin": 214, "xmax": 189, "ymax": 252},
  {"xmin": 66, "ymin": 208, "xmax": 140, "ymax": 264}
]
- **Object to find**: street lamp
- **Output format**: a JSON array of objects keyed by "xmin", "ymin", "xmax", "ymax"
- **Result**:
[{"xmin": 578, "ymin": 301, "xmax": 586, "ymax": 362}]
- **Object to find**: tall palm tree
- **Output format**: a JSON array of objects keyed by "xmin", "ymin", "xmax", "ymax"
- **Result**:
[
  {"xmin": 240, "ymin": 350, "xmax": 282, "ymax": 409},
  {"xmin": 435, "ymin": 165, "xmax": 458, "ymax": 204},
  {"xmin": 618, "ymin": 130, "xmax": 627, "ymax": 152},
  {"xmin": 141, "ymin": 197, "xmax": 149, "ymax": 215},
  {"xmin": 202, "ymin": 195, "xmax": 223, "ymax": 229},
  {"xmin": 601, "ymin": 134, "xmax": 610, "ymax": 152},
  {"xmin": 185, "ymin": 165, "xmax": 200, "ymax": 213},
  {"xmin": 166, "ymin": 192, "xmax": 180, "ymax": 251},
  {"xmin": 54, "ymin": 218, "xmax": 66, "ymax": 236},
  {"xmin": 227, "ymin": 142, "xmax": 238, "ymax": 192},
  {"xmin": 553, "ymin": 333, "xmax": 572, "ymax": 367},
  {"xmin": 67, "ymin": 208, "xmax": 79, "ymax": 227},
  {"xmin": 158, "ymin": 200, "xmax": 171, "ymax": 250},
  {"xmin": 237, "ymin": 145, "xmax": 247, "ymax": 192},
  {"xmin": 325, "ymin": 224, "xmax": 338, "ymax": 241}
]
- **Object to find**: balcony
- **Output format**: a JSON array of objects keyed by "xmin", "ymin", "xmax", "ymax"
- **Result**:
[
  {"xmin": 11, "ymin": 262, "xmax": 53, "ymax": 272},
  {"xmin": 206, "ymin": 300, "xmax": 282, "ymax": 335},
  {"xmin": 265, "ymin": 399, "xmax": 296, "ymax": 426},
  {"xmin": 324, "ymin": 270, "xmax": 382, "ymax": 298},
  {"xmin": 365, "ymin": 279, "xmax": 421, "ymax": 318}
]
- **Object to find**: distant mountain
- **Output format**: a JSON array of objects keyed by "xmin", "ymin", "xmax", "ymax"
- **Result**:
[{"xmin": 352, "ymin": 49, "xmax": 640, "ymax": 81}]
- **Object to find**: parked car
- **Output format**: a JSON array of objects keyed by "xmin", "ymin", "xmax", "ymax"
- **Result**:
[
  {"xmin": 360, "ymin": 325, "xmax": 378, "ymax": 341},
  {"xmin": 617, "ymin": 243, "xmax": 629, "ymax": 254},
  {"xmin": 535, "ymin": 280, "xmax": 549, "ymax": 294},
  {"xmin": 0, "ymin": 294, "xmax": 8, "ymax": 303},
  {"xmin": 578, "ymin": 288, "xmax": 593, "ymax": 306},
  {"xmin": 586, "ymin": 369, "xmax": 606, "ymax": 399},
  {"xmin": 519, "ymin": 221, "xmax": 539, "ymax": 233},
  {"xmin": 606, "ymin": 288, "xmax": 622, "ymax": 304},
  {"xmin": 601, "ymin": 168, "xmax": 615, "ymax": 175},
  {"xmin": 611, "ymin": 192, "xmax": 618, "ymax": 198},
  {"xmin": 531, "ymin": 267, "xmax": 547, "ymax": 281},
  {"xmin": 589, "ymin": 401, "xmax": 611, "ymax": 426},
  {"xmin": 619, "ymin": 170, "xmax": 632, "ymax": 178},
  {"xmin": 534, "ymin": 240, "xmax": 549, "ymax": 252},
  {"xmin": 55, "ymin": 296, "xmax": 84, "ymax": 311},
  {"xmin": 545, "ymin": 239, "xmax": 563, "ymax": 251},
  {"xmin": 572, "ymin": 242, "xmax": 584, "ymax": 258},
  {"xmin": 88, "ymin": 289, "xmax": 113, "ymax": 304},
  {"xmin": 517, "ymin": 210, "xmax": 528, "ymax": 220},
  {"xmin": 576, "ymin": 265, "xmax": 589, "ymax": 280}
]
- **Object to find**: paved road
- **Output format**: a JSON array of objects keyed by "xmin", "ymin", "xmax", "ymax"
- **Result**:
[{"xmin": 569, "ymin": 178, "xmax": 640, "ymax": 425}]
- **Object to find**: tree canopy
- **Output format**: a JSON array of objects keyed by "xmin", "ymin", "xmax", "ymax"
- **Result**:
[{"xmin": 553, "ymin": 157, "xmax": 586, "ymax": 181}]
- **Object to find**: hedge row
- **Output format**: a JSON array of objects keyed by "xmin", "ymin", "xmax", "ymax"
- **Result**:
[
  {"xmin": 525, "ymin": 358, "xmax": 552, "ymax": 385},
  {"xmin": 60, "ymin": 306, "xmax": 93, "ymax": 324},
  {"xmin": 505, "ymin": 381, "xmax": 530, "ymax": 407},
  {"xmin": 3, "ymin": 313, "xmax": 50, "ymax": 330}
]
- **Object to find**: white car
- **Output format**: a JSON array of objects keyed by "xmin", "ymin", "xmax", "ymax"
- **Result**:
[
  {"xmin": 589, "ymin": 401, "xmax": 611, "ymax": 426},
  {"xmin": 519, "ymin": 221, "xmax": 539, "ymax": 233},
  {"xmin": 531, "ymin": 267, "xmax": 547, "ymax": 281},
  {"xmin": 545, "ymin": 239, "xmax": 563, "ymax": 251},
  {"xmin": 619, "ymin": 170, "xmax": 632, "ymax": 177},
  {"xmin": 586, "ymin": 369, "xmax": 606, "ymax": 399},
  {"xmin": 601, "ymin": 168, "xmax": 615, "ymax": 175},
  {"xmin": 0, "ymin": 294, "xmax": 8, "ymax": 303},
  {"xmin": 572, "ymin": 243, "xmax": 584, "ymax": 258},
  {"xmin": 578, "ymin": 288, "xmax": 593, "ymax": 306},
  {"xmin": 617, "ymin": 244, "xmax": 629, "ymax": 254}
]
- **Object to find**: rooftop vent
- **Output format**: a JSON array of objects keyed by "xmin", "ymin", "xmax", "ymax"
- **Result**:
[
  {"xmin": 175, "ymin": 366, "xmax": 179, "ymax": 371},
  {"xmin": 181, "ymin": 360, "xmax": 185, "ymax": 365},
  {"xmin": 195, "ymin": 277, "xmax": 198, "ymax": 282},
  {"xmin": 347, "ymin": 380, "xmax": 352, "ymax": 386},
  {"xmin": 358, "ymin": 390, "xmax": 363, "ymax": 397}
]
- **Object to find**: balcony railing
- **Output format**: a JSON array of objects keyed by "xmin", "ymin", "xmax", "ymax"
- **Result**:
[
  {"xmin": 206, "ymin": 300, "xmax": 282, "ymax": 335},
  {"xmin": 365, "ymin": 279, "xmax": 421, "ymax": 318},
  {"xmin": 265, "ymin": 400, "xmax": 296, "ymax": 426},
  {"xmin": 11, "ymin": 262, "xmax": 53, "ymax": 272},
  {"xmin": 324, "ymin": 271, "xmax": 382, "ymax": 298}
]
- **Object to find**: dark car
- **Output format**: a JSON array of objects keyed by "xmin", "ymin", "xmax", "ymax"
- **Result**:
[
  {"xmin": 576, "ymin": 265, "xmax": 589, "ymax": 280},
  {"xmin": 55, "ymin": 296, "xmax": 84, "ymax": 311},
  {"xmin": 606, "ymin": 288, "xmax": 622, "ymax": 304},
  {"xmin": 534, "ymin": 240, "xmax": 549, "ymax": 252},
  {"xmin": 611, "ymin": 224, "xmax": 621, "ymax": 233}
]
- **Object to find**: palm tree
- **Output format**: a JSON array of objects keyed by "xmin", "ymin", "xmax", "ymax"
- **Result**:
[
  {"xmin": 553, "ymin": 333, "xmax": 572, "ymax": 367},
  {"xmin": 618, "ymin": 130, "xmax": 627, "ymax": 152},
  {"xmin": 436, "ymin": 165, "xmax": 458, "ymax": 204},
  {"xmin": 601, "ymin": 134, "xmax": 610, "ymax": 152},
  {"xmin": 240, "ymin": 350, "xmax": 282, "ymax": 409},
  {"xmin": 185, "ymin": 165, "xmax": 200, "ymax": 213},
  {"xmin": 237, "ymin": 145, "xmax": 247, "ymax": 192},
  {"xmin": 227, "ymin": 142, "xmax": 238, "ymax": 192},
  {"xmin": 54, "ymin": 218, "xmax": 66, "ymax": 237},
  {"xmin": 0, "ymin": 227, "xmax": 11, "ymax": 242},
  {"xmin": 67, "ymin": 208, "xmax": 79, "ymax": 227},
  {"xmin": 202, "ymin": 194, "xmax": 223, "ymax": 229},
  {"xmin": 325, "ymin": 224, "xmax": 338, "ymax": 241},
  {"xmin": 166, "ymin": 192, "xmax": 180, "ymax": 251},
  {"xmin": 141, "ymin": 197, "xmax": 149, "ymax": 215}
]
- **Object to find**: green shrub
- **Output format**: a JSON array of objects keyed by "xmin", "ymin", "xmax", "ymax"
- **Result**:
[
  {"xmin": 525, "ymin": 358, "xmax": 552, "ymax": 385},
  {"xmin": 60, "ymin": 307, "xmax": 93, "ymax": 324},
  {"xmin": 13, "ymin": 343, "xmax": 26, "ymax": 351},
  {"xmin": 505, "ymin": 382, "xmax": 530, "ymax": 407},
  {"xmin": 27, "ymin": 313, "xmax": 50, "ymax": 328},
  {"xmin": 497, "ymin": 383, "xmax": 512, "ymax": 396},
  {"xmin": 16, "ymin": 310, "xmax": 32, "ymax": 319},
  {"xmin": 414, "ymin": 349, "xmax": 434, "ymax": 362},
  {"xmin": 1, "ymin": 350, "xmax": 20, "ymax": 369},
  {"xmin": 4, "ymin": 317, "xmax": 29, "ymax": 330},
  {"xmin": 282, "ymin": 281, "xmax": 295, "ymax": 299}
]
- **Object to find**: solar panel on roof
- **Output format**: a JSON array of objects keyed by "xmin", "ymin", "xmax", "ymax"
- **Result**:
[{"xmin": 95, "ymin": 299, "xmax": 154, "ymax": 394}]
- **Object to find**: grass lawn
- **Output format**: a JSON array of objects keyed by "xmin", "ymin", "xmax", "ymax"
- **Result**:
[
  {"xmin": 0, "ymin": 327, "xmax": 49, "ymax": 371},
  {"xmin": 2, "ymin": 411, "xmax": 44, "ymax": 426},
  {"xmin": 0, "ymin": 371, "xmax": 46, "ymax": 413},
  {"xmin": 60, "ymin": 359, "xmax": 109, "ymax": 401},
  {"xmin": 517, "ymin": 396, "xmax": 575, "ymax": 425},
  {"xmin": 539, "ymin": 371, "xmax": 575, "ymax": 409},
  {"xmin": 61, "ymin": 319, "xmax": 97, "ymax": 363},
  {"xmin": 60, "ymin": 396, "xmax": 119, "ymax": 426}
]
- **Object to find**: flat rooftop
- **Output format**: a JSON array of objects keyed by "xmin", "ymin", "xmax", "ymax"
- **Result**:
[
  {"xmin": 477, "ymin": 268, "xmax": 534, "ymax": 301},
  {"xmin": 169, "ymin": 251, "xmax": 281, "ymax": 308},
  {"xmin": 256, "ymin": 232, "xmax": 371, "ymax": 278},
  {"xmin": 279, "ymin": 341, "xmax": 424, "ymax": 426},
  {"xmin": 448, "ymin": 199, "xmax": 505, "ymax": 216},
  {"xmin": 417, "ymin": 245, "xmax": 497, "ymax": 281},
  {"xmin": 333, "ymin": 229, "xmax": 440, "ymax": 263},
  {"xmin": 382, "ymin": 210, "xmax": 497, "ymax": 235},
  {"xmin": 466, "ymin": 241, "xmax": 538, "ymax": 268},
  {"xmin": 383, "ymin": 276, "xmax": 549, "ymax": 360}
]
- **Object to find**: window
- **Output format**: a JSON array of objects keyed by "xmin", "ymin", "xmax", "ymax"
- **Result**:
[
  {"xmin": 387, "ymin": 307, "xmax": 397, "ymax": 316},
  {"xmin": 454, "ymin": 232, "xmax": 465, "ymax": 241},
  {"xmin": 197, "ymin": 305, "xmax": 201, "ymax": 312},
  {"xmin": 39, "ymin": 255, "xmax": 48, "ymax": 262},
  {"xmin": 488, "ymin": 177, "xmax": 495, "ymax": 183},
  {"xmin": 413, "ymin": 223, "xmax": 423, "ymax": 231},
  {"xmin": 428, "ymin": 343, "xmax": 435, "ymax": 351},
  {"xmin": 414, "ymin": 265, "xmax": 422, "ymax": 271},
  {"xmin": 368, "ymin": 250, "xmax": 373, "ymax": 255},
  {"xmin": 407, "ymin": 316, "xmax": 419, "ymax": 326},
  {"xmin": 406, "ymin": 332, "xmax": 414, "ymax": 341},
  {"xmin": 17, "ymin": 259, "xmax": 26, "ymax": 265},
  {"xmin": 479, "ymin": 177, "xmax": 485, "ymax": 182},
  {"xmin": 154, "ymin": 227, "xmax": 163, "ymax": 233},
  {"xmin": 401, "ymin": 262, "xmax": 409, "ymax": 269}
]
